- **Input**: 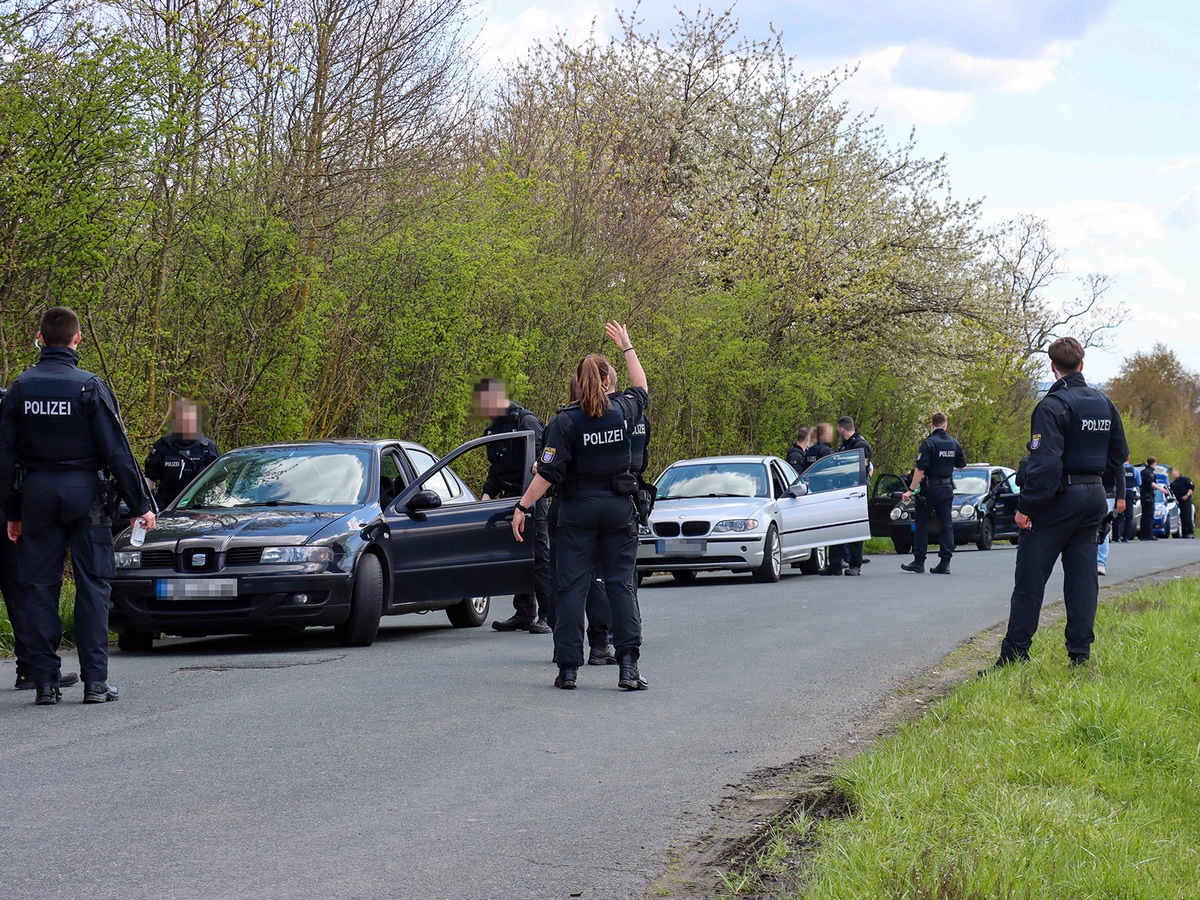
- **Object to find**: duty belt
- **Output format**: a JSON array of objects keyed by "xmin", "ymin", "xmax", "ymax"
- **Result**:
[
  {"xmin": 925, "ymin": 476, "xmax": 954, "ymax": 485},
  {"xmin": 1062, "ymin": 474, "xmax": 1103, "ymax": 485}
]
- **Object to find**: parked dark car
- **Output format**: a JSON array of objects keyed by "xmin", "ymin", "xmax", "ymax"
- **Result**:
[
  {"xmin": 868, "ymin": 464, "xmax": 1021, "ymax": 553},
  {"xmin": 109, "ymin": 435, "xmax": 536, "ymax": 650}
]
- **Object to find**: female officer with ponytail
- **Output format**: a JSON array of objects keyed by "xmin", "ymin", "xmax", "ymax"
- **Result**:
[{"xmin": 512, "ymin": 322, "xmax": 648, "ymax": 691}]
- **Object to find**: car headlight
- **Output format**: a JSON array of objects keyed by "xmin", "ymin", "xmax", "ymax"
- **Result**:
[
  {"xmin": 889, "ymin": 507, "xmax": 902, "ymax": 521},
  {"xmin": 115, "ymin": 551, "xmax": 141, "ymax": 569},
  {"xmin": 959, "ymin": 504, "xmax": 975, "ymax": 518},
  {"xmin": 259, "ymin": 546, "xmax": 333, "ymax": 565},
  {"xmin": 712, "ymin": 518, "xmax": 759, "ymax": 533},
  {"xmin": 638, "ymin": 524, "xmax": 651, "ymax": 536}
]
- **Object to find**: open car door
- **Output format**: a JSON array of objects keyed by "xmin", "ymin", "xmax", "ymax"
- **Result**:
[
  {"xmin": 869, "ymin": 472, "xmax": 907, "ymax": 537},
  {"xmin": 781, "ymin": 449, "xmax": 871, "ymax": 550},
  {"xmin": 383, "ymin": 432, "xmax": 537, "ymax": 603}
]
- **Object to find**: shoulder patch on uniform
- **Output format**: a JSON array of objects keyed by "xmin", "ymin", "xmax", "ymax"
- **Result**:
[
  {"xmin": 1030, "ymin": 434, "xmax": 1042, "ymax": 450},
  {"xmin": 540, "ymin": 447, "xmax": 556, "ymax": 464}
]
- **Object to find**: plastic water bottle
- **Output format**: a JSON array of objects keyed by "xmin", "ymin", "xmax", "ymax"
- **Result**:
[{"xmin": 130, "ymin": 517, "xmax": 148, "ymax": 547}]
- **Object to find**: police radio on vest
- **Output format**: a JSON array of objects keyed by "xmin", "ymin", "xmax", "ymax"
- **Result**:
[
  {"xmin": 25, "ymin": 400, "xmax": 72, "ymax": 415},
  {"xmin": 583, "ymin": 428, "xmax": 625, "ymax": 446}
]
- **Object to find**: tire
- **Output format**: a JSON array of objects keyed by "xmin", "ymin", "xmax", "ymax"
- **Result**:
[
  {"xmin": 335, "ymin": 552, "xmax": 384, "ymax": 647},
  {"xmin": 751, "ymin": 525, "xmax": 782, "ymax": 583},
  {"xmin": 975, "ymin": 517, "xmax": 995, "ymax": 551},
  {"xmin": 892, "ymin": 535, "xmax": 912, "ymax": 555},
  {"xmin": 447, "ymin": 595, "xmax": 490, "ymax": 628},
  {"xmin": 798, "ymin": 544, "xmax": 827, "ymax": 576},
  {"xmin": 117, "ymin": 630, "xmax": 154, "ymax": 652},
  {"xmin": 670, "ymin": 570, "xmax": 697, "ymax": 583}
]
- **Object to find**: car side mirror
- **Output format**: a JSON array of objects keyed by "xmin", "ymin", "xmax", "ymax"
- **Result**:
[
  {"xmin": 786, "ymin": 483, "xmax": 810, "ymax": 498},
  {"xmin": 406, "ymin": 489, "xmax": 442, "ymax": 513}
]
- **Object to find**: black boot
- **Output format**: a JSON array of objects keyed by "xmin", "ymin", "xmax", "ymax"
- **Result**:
[
  {"xmin": 554, "ymin": 667, "xmax": 578, "ymax": 690},
  {"xmin": 492, "ymin": 615, "xmax": 534, "ymax": 632},
  {"xmin": 900, "ymin": 561, "xmax": 924, "ymax": 574},
  {"xmin": 618, "ymin": 656, "xmax": 648, "ymax": 691},
  {"xmin": 17, "ymin": 672, "xmax": 78, "ymax": 690},
  {"xmin": 526, "ymin": 617, "xmax": 552, "ymax": 635},
  {"xmin": 929, "ymin": 562, "xmax": 951, "ymax": 575},
  {"xmin": 978, "ymin": 640, "xmax": 1029, "ymax": 676},
  {"xmin": 83, "ymin": 681, "xmax": 120, "ymax": 703},
  {"xmin": 588, "ymin": 644, "xmax": 617, "ymax": 666},
  {"xmin": 35, "ymin": 683, "xmax": 61, "ymax": 705}
]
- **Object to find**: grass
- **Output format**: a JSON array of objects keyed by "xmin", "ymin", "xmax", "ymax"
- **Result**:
[
  {"xmin": 0, "ymin": 582, "xmax": 79, "ymax": 654},
  {"xmin": 864, "ymin": 537, "xmax": 897, "ymax": 555},
  {"xmin": 723, "ymin": 577, "xmax": 1200, "ymax": 898}
]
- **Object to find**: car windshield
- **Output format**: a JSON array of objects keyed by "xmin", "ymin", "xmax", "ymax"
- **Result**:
[
  {"xmin": 176, "ymin": 446, "xmax": 372, "ymax": 509},
  {"xmin": 656, "ymin": 463, "xmax": 769, "ymax": 499},
  {"xmin": 953, "ymin": 472, "xmax": 990, "ymax": 495}
]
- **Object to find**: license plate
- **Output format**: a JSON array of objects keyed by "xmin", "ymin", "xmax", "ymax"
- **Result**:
[
  {"xmin": 657, "ymin": 539, "xmax": 706, "ymax": 556},
  {"xmin": 156, "ymin": 578, "xmax": 238, "ymax": 600}
]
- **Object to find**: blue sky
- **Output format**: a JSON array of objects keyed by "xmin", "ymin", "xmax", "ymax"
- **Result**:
[{"xmin": 472, "ymin": 0, "xmax": 1200, "ymax": 382}]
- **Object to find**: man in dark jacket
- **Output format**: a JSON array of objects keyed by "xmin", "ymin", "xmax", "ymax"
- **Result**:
[
  {"xmin": 786, "ymin": 427, "xmax": 810, "ymax": 473},
  {"xmin": 824, "ymin": 417, "xmax": 872, "ymax": 576},
  {"xmin": 144, "ymin": 399, "xmax": 220, "ymax": 508},
  {"xmin": 1139, "ymin": 457, "xmax": 1162, "ymax": 541},
  {"xmin": 474, "ymin": 378, "xmax": 552, "ymax": 633},
  {"xmin": 1170, "ymin": 469, "xmax": 1194, "ymax": 538}
]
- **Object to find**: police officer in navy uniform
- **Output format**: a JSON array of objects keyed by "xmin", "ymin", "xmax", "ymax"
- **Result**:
[
  {"xmin": 825, "ymin": 416, "xmax": 872, "ymax": 576},
  {"xmin": 1138, "ymin": 457, "xmax": 1162, "ymax": 541},
  {"xmin": 1170, "ymin": 469, "xmax": 1194, "ymax": 538},
  {"xmin": 143, "ymin": 398, "xmax": 220, "ymax": 509},
  {"xmin": 1119, "ymin": 455, "xmax": 1140, "ymax": 541},
  {"xmin": 785, "ymin": 427, "xmax": 809, "ymax": 473},
  {"xmin": 900, "ymin": 413, "xmax": 966, "ymax": 574},
  {"xmin": 803, "ymin": 423, "xmax": 833, "ymax": 471},
  {"xmin": 1, "ymin": 388, "xmax": 81, "ymax": 692},
  {"xmin": 512, "ymin": 322, "xmax": 648, "ymax": 691},
  {"xmin": 474, "ymin": 378, "xmax": 552, "ymax": 634},
  {"xmin": 0, "ymin": 307, "xmax": 156, "ymax": 704},
  {"xmin": 985, "ymin": 337, "xmax": 1126, "ymax": 671}
]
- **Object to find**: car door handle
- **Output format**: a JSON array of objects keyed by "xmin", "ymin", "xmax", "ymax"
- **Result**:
[{"xmin": 846, "ymin": 491, "xmax": 866, "ymax": 499}]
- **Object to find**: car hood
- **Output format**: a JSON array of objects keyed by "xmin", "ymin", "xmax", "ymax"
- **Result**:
[
  {"xmin": 118, "ymin": 508, "xmax": 360, "ymax": 551},
  {"xmin": 651, "ymin": 497, "xmax": 769, "ymax": 521}
]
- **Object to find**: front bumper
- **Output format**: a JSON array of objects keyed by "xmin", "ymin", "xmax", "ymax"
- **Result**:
[
  {"xmin": 890, "ymin": 517, "xmax": 981, "ymax": 543},
  {"xmin": 636, "ymin": 534, "xmax": 764, "ymax": 572},
  {"xmin": 109, "ymin": 570, "xmax": 354, "ymax": 635}
]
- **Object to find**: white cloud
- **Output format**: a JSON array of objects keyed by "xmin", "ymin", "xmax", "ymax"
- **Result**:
[
  {"xmin": 1100, "ymin": 255, "xmax": 1187, "ymax": 296},
  {"xmin": 1166, "ymin": 186, "xmax": 1200, "ymax": 230},
  {"xmin": 1037, "ymin": 198, "xmax": 1165, "ymax": 249},
  {"xmin": 893, "ymin": 40, "xmax": 1074, "ymax": 93},
  {"xmin": 472, "ymin": 1, "xmax": 611, "ymax": 71},
  {"xmin": 1155, "ymin": 157, "xmax": 1197, "ymax": 175}
]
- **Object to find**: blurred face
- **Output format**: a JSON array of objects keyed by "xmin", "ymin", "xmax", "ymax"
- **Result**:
[
  {"xmin": 474, "ymin": 384, "xmax": 509, "ymax": 418},
  {"xmin": 173, "ymin": 403, "xmax": 199, "ymax": 439}
]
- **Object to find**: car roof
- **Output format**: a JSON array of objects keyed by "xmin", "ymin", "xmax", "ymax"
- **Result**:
[
  {"xmin": 221, "ymin": 439, "xmax": 431, "ymax": 454},
  {"xmin": 665, "ymin": 455, "xmax": 776, "ymax": 467}
]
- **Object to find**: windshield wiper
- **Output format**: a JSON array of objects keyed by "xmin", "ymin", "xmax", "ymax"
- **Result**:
[
  {"xmin": 225, "ymin": 500, "xmax": 309, "ymax": 508},
  {"xmin": 664, "ymin": 493, "xmax": 751, "ymax": 500}
]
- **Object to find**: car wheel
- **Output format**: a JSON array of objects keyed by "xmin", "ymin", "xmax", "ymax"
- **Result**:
[
  {"xmin": 335, "ymin": 552, "xmax": 384, "ymax": 647},
  {"xmin": 447, "ymin": 595, "xmax": 490, "ymax": 628},
  {"xmin": 892, "ymin": 535, "xmax": 912, "ymax": 555},
  {"xmin": 670, "ymin": 570, "xmax": 697, "ymax": 583},
  {"xmin": 751, "ymin": 525, "xmax": 782, "ymax": 583},
  {"xmin": 975, "ymin": 517, "xmax": 995, "ymax": 551},
  {"xmin": 117, "ymin": 629, "xmax": 154, "ymax": 652},
  {"xmin": 798, "ymin": 544, "xmax": 827, "ymax": 576}
]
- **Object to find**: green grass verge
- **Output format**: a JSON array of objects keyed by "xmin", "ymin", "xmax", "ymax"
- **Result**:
[
  {"xmin": 864, "ymin": 537, "xmax": 896, "ymax": 555},
  {"xmin": 0, "ymin": 583, "xmax": 79, "ymax": 654},
  {"xmin": 728, "ymin": 577, "xmax": 1200, "ymax": 898}
]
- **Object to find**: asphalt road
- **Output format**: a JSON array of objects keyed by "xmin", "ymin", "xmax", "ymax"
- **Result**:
[{"xmin": 3, "ymin": 538, "xmax": 1199, "ymax": 900}]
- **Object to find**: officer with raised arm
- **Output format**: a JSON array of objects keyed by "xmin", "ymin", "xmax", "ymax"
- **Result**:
[
  {"xmin": 0, "ymin": 307, "xmax": 155, "ymax": 705},
  {"xmin": 984, "ymin": 337, "xmax": 1126, "ymax": 671},
  {"xmin": 900, "ymin": 412, "xmax": 967, "ymax": 575}
]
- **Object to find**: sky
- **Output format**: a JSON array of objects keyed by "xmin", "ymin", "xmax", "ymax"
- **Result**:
[{"xmin": 469, "ymin": 0, "xmax": 1200, "ymax": 383}]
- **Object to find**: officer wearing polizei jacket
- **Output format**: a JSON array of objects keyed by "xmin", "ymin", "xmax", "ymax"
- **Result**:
[
  {"xmin": 512, "ymin": 321, "xmax": 648, "ymax": 691},
  {"xmin": 785, "ymin": 427, "xmax": 809, "ymax": 473},
  {"xmin": 985, "ymin": 337, "xmax": 1127, "ymax": 671},
  {"xmin": 474, "ymin": 378, "xmax": 552, "ymax": 633},
  {"xmin": 901, "ymin": 413, "xmax": 967, "ymax": 574},
  {"xmin": 144, "ymin": 398, "xmax": 220, "ymax": 509},
  {"xmin": 826, "ymin": 417, "xmax": 872, "ymax": 576},
  {"xmin": 0, "ymin": 307, "xmax": 156, "ymax": 705},
  {"xmin": 1138, "ymin": 457, "xmax": 1162, "ymax": 541},
  {"xmin": 1119, "ymin": 455, "xmax": 1140, "ymax": 542},
  {"xmin": 1, "ymin": 387, "xmax": 81, "ymax": 692}
]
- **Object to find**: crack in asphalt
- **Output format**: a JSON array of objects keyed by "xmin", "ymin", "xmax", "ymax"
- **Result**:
[{"xmin": 172, "ymin": 655, "xmax": 346, "ymax": 674}]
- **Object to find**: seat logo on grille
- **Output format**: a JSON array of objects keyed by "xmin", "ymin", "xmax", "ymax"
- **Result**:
[{"xmin": 190, "ymin": 551, "xmax": 208, "ymax": 567}]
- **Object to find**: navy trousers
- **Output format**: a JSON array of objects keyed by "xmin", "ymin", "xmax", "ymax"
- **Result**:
[
  {"xmin": 1001, "ymin": 484, "xmax": 1106, "ymax": 661},
  {"xmin": 0, "ymin": 530, "xmax": 32, "ymax": 679},
  {"xmin": 913, "ymin": 483, "xmax": 955, "ymax": 565},
  {"xmin": 17, "ymin": 471, "xmax": 116, "ymax": 684},
  {"xmin": 552, "ymin": 493, "xmax": 640, "ymax": 668},
  {"xmin": 546, "ymin": 498, "xmax": 612, "ymax": 648}
]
